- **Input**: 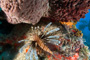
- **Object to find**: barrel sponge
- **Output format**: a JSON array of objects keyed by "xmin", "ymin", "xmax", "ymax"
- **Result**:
[{"xmin": 0, "ymin": 0, "xmax": 49, "ymax": 25}]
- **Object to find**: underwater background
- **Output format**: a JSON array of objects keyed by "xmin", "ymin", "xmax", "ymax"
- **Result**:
[
  {"xmin": 76, "ymin": 9, "xmax": 90, "ymax": 49},
  {"xmin": 1, "ymin": 8, "xmax": 90, "ymax": 50},
  {"xmin": 0, "ymin": 7, "xmax": 90, "ymax": 60}
]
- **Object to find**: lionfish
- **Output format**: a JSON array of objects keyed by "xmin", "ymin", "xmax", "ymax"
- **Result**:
[{"xmin": 18, "ymin": 22, "xmax": 61, "ymax": 60}]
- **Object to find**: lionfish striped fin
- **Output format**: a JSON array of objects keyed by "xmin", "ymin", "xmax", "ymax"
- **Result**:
[
  {"xmin": 33, "ymin": 49, "xmax": 39, "ymax": 60},
  {"xmin": 18, "ymin": 40, "xmax": 28, "ymax": 43},
  {"xmin": 46, "ymin": 28, "xmax": 60, "ymax": 35},
  {"xmin": 44, "ymin": 22, "xmax": 52, "ymax": 31},
  {"xmin": 47, "ymin": 36, "xmax": 60, "ymax": 39},
  {"xmin": 29, "ymin": 49, "xmax": 33, "ymax": 60},
  {"xmin": 25, "ymin": 47, "xmax": 32, "ymax": 59},
  {"xmin": 47, "ymin": 39, "xmax": 61, "ymax": 45},
  {"xmin": 19, "ymin": 43, "xmax": 29, "ymax": 53}
]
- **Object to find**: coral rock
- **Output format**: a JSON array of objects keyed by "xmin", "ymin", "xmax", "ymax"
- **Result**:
[
  {"xmin": 0, "ymin": 0, "xmax": 49, "ymax": 25},
  {"xmin": 0, "ymin": 0, "xmax": 90, "ymax": 25},
  {"xmin": 49, "ymin": 0, "xmax": 90, "ymax": 22}
]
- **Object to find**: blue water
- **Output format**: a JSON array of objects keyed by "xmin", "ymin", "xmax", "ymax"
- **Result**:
[{"xmin": 76, "ymin": 9, "xmax": 90, "ymax": 48}]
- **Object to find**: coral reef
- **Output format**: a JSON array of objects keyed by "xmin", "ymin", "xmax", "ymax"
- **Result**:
[
  {"xmin": 0, "ymin": 0, "xmax": 90, "ymax": 60},
  {"xmin": 76, "ymin": 9, "xmax": 90, "ymax": 49},
  {"xmin": 0, "ymin": 0, "xmax": 90, "ymax": 25},
  {"xmin": 0, "ymin": 20, "xmax": 89, "ymax": 60},
  {"xmin": 49, "ymin": 0, "xmax": 90, "ymax": 22}
]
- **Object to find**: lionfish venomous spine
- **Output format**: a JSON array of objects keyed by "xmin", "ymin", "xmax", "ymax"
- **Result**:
[{"xmin": 18, "ymin": 22, "xmax": 61, "ymax": 60}]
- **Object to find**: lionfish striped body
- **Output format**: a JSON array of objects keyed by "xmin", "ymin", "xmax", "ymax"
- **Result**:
[
  {"xmin": 34, "ymin": 35, "xmax": 53, "ymax": 55},
  {"xmin": 18, "ymin": 22, "xmax": 61, "ymax": 60}
]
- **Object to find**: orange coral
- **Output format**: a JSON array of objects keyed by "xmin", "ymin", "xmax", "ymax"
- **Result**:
[{"xmin": 60, "ymin": 21, "xmax": 74, "ymax": 28}]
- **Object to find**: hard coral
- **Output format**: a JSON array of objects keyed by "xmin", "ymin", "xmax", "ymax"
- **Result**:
[
  {"xmin": 0, "ymin": 0, "xmax": 90, "ymax": 25},
  {"xmin": 49, "ymin": 0, "xmax": 90, "ymax": 22}
]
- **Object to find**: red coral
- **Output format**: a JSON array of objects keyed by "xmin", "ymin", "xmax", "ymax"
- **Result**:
[
  {"xmin": 47, "ymin": 53, "xmax": 79, "ymax": 60},
  {"xmin": 49, "ymin": 0, "xmax": 90, "ymax": 22}
]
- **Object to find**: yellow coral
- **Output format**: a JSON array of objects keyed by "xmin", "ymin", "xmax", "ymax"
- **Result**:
[{"xmin": 74, "ymin": 29, "xmax": 83, "ymax": 37}]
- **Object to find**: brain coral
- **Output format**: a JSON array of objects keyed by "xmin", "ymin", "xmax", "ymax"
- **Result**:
[{"xmin": 0, "ymin": 0, "xmax": 90, "ymax": 25}]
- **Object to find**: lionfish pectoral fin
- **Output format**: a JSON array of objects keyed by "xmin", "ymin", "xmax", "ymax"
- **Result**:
[
  {"xmin": 47, "ymin": 39, "xmax": 61, "ymax": 45},
  {"xmin": 29, "ymin": 49, "xmax": 34, "ymax": 60},
  {"xmin": 25, "ymin": 47, "xmax": 32, "ymax": 59},
  {"xmin": 19, "ymin": 43, "xmax": 29, "ymax": 53},
  {"xmin": 18, "ymin": 40, "xmax": 28, "ymax": 43},
  {"xmin": 44, "ymin": 22, "xmax": 52, "ymax": 31},
  {"xmin": 46, "ymin": 28, "xmax": 60, "ymax": 35},
  {"xmin": 33, "ymin": 49, "xmax": 39, "ymax": 60},
  {"xmin": 47, "ymin": 36, "xmax": 60, "ymax": 39}
]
